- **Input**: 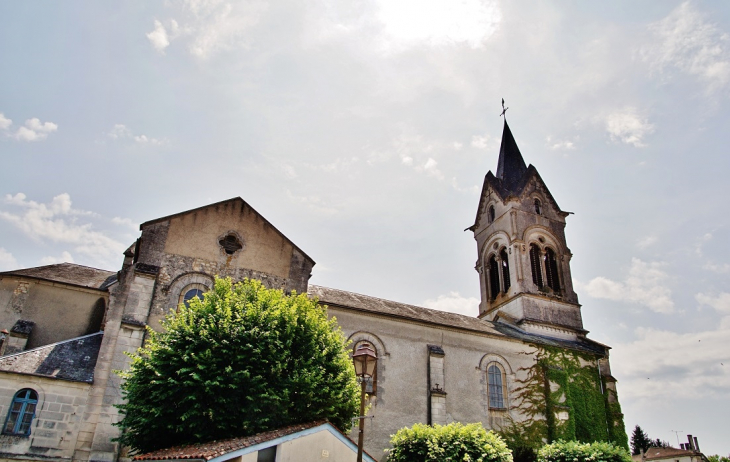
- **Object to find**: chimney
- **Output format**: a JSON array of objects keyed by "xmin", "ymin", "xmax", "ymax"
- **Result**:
[
  {"xmin": 687, "ymin": 435, "xmax": 694, "ymax": 451},
  {"xmin": 694, "ymin": 437, "xmax": 700, "ymax": 452},
  {"xmin": 680, "ymin": 444, "xmax": 685, "ymax": 450}
]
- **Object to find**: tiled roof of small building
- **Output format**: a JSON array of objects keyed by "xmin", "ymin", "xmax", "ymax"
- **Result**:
[
  {"xmin": 133, "ymin": 421, "xmax": 328, "ymax": 460},
  {"xmin": 0, "ymin": 332, "xmax": 103, "ymax": 383},
  {"xmin": 644, "ymin": 447, "xmax": 703, "ymax": 460},
  {"xmin": 310, "ymin": 285, "xmax": 608, "ymax": 355},
  {"xmin": 0, "ymin": 263, "xmax": 117, "ymax": 291}
]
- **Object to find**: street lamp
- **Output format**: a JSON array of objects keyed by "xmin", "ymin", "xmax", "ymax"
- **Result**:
[{"xmin": 352, "ymin": 343, "xmax": 377, "ymax": 462}]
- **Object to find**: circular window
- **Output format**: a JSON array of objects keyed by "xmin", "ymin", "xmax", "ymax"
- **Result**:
[{"xmin": 219, "ymin": 233, "xmax": 243, "ymax": 255}]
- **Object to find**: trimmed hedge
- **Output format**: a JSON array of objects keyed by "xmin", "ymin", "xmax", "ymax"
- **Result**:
[
  {"xmin": 387, "ymin": 422, "xmax": 513, "ymax": 462},
  {"xmin": 538, "ymin": 440, "xmax": 632, "ymax": 462}
]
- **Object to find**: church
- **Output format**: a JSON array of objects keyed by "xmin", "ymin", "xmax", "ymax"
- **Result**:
[{"xmin": 0, "ymin": 121, "xmax": 627, "ymax": 462}]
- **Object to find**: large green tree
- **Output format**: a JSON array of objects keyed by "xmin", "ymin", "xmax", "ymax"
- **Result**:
[{"xmin": 115, "ymin": 277, "xmax": 360, "ymax": 453}]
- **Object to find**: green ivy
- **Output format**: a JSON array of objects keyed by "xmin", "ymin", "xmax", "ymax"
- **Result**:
[{"xmin": 499, "ymin": 346, "xmax": 628, "ymax": 453}]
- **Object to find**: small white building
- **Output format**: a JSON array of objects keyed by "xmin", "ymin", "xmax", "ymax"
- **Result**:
[{"xmin": 132, "ymin": 421, "xmax": 377, "ymax": 462}]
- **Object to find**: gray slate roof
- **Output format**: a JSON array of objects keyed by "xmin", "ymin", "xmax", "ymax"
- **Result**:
[
  {"xmin": 309, "ymin": 285, "xmax": 607, "ymax": 355},
  {"xmin": 309, "ymin": 285, "xmax": 505, "ymax": 337},
  {"xmin": 0, "ymin": 332, "xmax": 103, "ymax": 383},
  {"xmin": 0, "ymin": 263, "xmax": 117, "ymax": 291}
]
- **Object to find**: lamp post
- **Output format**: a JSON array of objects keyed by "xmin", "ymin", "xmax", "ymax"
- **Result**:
[{"xmin": 352, "ymin": 343, "xmax": 377, "ymax": 462}]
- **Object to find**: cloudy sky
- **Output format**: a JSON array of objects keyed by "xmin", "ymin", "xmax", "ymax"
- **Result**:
[{"xmin": 1, "ymin": 0, "xmax": 729, "ymax": 454}]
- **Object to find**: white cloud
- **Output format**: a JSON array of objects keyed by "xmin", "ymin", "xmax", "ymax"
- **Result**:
[
  {"xmin": 10, "ymin": 118, "xmax": 58, "ymax": 142},
  {"xmin": 40, "ymin": 251, "xmax": 75, "ymax": 266},
  {"xmin": 149, "ymin": 1, "xmax": 267, "ymax": 58},
  {"xmin": 375, "ymin": 0, "xmax": 501, "ymax": 52},
  {"xmin": 0, "ymin": 113, "xmax": 12, "ymax": 131},
  {"xmin": 147, "ymin": 20, "xmax": 171, "ymax": 52},
  {"xmin": 611, "ymin": 320, "xmax": 730, "ymax": 401},
  {"xmin": 703, "ymin": 262, "xmax": 730, "ymax": 274},
  {"xmin": 421, "ymin": 157, "xmax": 444, "ymax": 180},
  {"xmin": 546, "ymin": 136, "xmax": 576, "ymax": 151},
  {"xmin": 605, "ymin": 108, "xmax": 654, "ymax": 147},
  {"xmin": 640, "ymin": 1, "xmax": 730, "ymax": 92},
  {"xmin": 0, "ymin": 248, "xmax": 18, "ymax": 271},
  {"xmin": 108, "ymin": 124, "xmax": 132, "ymax": 140},
  {"xmin": 107, "ymin": 124, "xmax": 166, "ymax": 146},
  {"xmin": 636, "ymin": 235, "xmax": 657, "ymax": 249},
  {"xmin": 286, "ymin": 190, "xmax": 338, "ymax": 215},
  {"xmin": 112, "ymin": 217, "xmax": 137, "ymax": 229},
  {"xmin": 401, "ymin": 156, "xmax": 413, "ymax": 166},
  {"xmin": 696, "ymin": 292, "xmax": 730, "ymax": 314},
  {"xmin": 423, "ymin": 291, "xmax": 479, "ymax": 316},
  {"xmin": 581, "ymin": 258, "xmax": 674, "ymax": 313},
  {"xmin": 471, "ymin": 134, "xmax": 490, "ymax": 149},
  {"xmin": 0, "ymin": 193, "xmax": 125, "ymax": 263}
]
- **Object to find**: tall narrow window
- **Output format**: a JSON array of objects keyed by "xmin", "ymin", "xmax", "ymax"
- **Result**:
[
  {"xmin": 4, "ymin": 389, "xmax": 37, "ymax": 436},
  {"xmin": 488, "ymin": 255, "xmax": 500, "ymax": 300},
  {"xmin": 529, "ymin": 244, "xmax": 543, "ymax": 288},
  {"xmin": 534, "ymin": 199, "xmax": 542, "ymax": 215},
  {"xmin": 500, "ymin": 249, "xmax": 511, "ymax": 292},
  {"xmin": 545, "ymin": 248, "xmax": 560, "ymax": 293},
  {"xmin": 487, "ymin": 364, "xmax": 506, "ymax": 409},
  {"xmin": 488, "ymin": 205, "xmax": 495, "ymax": 224}
]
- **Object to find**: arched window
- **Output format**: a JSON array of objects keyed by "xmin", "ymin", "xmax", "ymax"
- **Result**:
[
  {"xmin": 545, "ymin": 248, "xmax": 560, "ymax": 293},
  {"xmin": 4, "ymin": 389, "xmax": 37, "ymax": 436},
  {"xmin": 178, "ymin": 283, "xmax": 208, "ymax": 309},
  {"xmin": 534, "ymin": 199, "xmax": 542, "ymax": 215},
  {"xmin": 488, "ymin": 255, "xmax": 500, "ymax": 301},
  {"xmin": 487, "ymin": 364, "xmax": 506, "ymax": 409},
  {"xmin": 529, "ymin": 244, "xmax": 543, "ymax": 288},
  {"xmin": 488, "ymin": 205, "xmax": 495, "ymax": 224},
  {"xmin": 500, "ymin": 248, "xmax": 511, "ymax": 292},
  {"xmin": 353, "ymin": 341, "xmax": 378, "ymax": 395}
]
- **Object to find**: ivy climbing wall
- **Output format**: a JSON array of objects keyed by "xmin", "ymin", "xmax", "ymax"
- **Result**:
[{"xmin": 500, "ymin": 345, "xmax": 629, "ymax": 451}]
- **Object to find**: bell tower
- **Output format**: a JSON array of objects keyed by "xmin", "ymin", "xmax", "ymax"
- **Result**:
[{"xmin": 469, "ymin": 120, "xmax": 584, "ymax": 340}]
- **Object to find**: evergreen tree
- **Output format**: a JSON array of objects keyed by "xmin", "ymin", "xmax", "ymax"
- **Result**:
[
  {"xmin": 115, "ymin": 277, "xmax": 360, "ymax": 453},
  {"xmin": 630, "ymin": 425, "xmax": 651, "ymax": 455}
]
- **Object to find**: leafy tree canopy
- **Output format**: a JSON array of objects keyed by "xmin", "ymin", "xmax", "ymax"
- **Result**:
[
  {"xmin": 708, "ymin": 455, "xmax": 730, "ymax": 462},
  {"xmin": 115, "ymin": 277, "xmax": 360, "ymax": 453},
  {"xmin": 387, "ymin": 422, "xmax": 513, "ymax": 462},
  {"xmin": 538, "ymin": 440, "xmax": 632, "ymax": 462}
]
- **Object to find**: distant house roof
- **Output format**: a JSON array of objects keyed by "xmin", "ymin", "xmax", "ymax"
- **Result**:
[
  {"xmin": 0, "ymin": 332, "xmax": 103, "ymax": 383},
  {"xmin": 0, "ymin": 263, "xmax": 117, "ymax": 291},
  {"xmin": 133, "ymin": 421, "xmax": 377, "ymax": 462},
  {"xmin": 644, "ymin": 447, "xmax": 705, "ymax": 461},
  {"xmin": 309, "ymin": 285, "xmax": 608, "ymax": 355}
]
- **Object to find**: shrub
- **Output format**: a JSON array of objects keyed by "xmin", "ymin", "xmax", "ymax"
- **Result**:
[
  {"xmin": 538, "ymin": 440, "xmax": 632, "ymax": 462},
  {"xmin": 387, "ymin": 422, "xmax": 513, "ymax": 462}
]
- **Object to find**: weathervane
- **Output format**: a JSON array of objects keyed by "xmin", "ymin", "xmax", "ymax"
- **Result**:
[{"xmin": 500, "ymin": 98, "xmax": 509, "ymax": 119}]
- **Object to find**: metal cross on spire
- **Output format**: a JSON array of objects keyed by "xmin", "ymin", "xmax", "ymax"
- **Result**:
[{"xmin": 500, "ymin": 98, "xmax": 509, "ymax": 119}]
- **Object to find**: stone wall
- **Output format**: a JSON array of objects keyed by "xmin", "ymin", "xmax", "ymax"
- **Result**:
[
  {"xmin": 0, "ymin": 373, "xmax": 91, "ymax": 461},
  {"xmin": 0, "ymin": 278, "xmax": 106, "ymax": 350}
]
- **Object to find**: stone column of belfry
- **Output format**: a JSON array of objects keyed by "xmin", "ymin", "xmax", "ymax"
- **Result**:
[{"xmin": 427, "ymin": 345, "xmax": 447, "ymax": 425}]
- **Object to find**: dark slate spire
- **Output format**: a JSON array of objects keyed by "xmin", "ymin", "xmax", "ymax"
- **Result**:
[{"xmin": 495, "ymin": 120, "xmax": 527, "ymax": 192}]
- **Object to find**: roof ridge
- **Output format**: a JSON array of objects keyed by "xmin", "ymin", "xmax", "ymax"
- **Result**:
[
  {"xmin": 0, "ymin": 331, "xmax": 103, "ymax": 360},
  {"xmin": 308, "ymin": 284, "xmax": 484, "ymax": 322},
  {"xmin": 1, "ymin": 262, "xmax": 115, "ymax": 274}
]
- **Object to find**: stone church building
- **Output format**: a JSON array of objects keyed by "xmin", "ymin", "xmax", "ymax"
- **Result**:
[{"xmin": 0, "ymin": 121, "xmax": 626, "ymax": 461}]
